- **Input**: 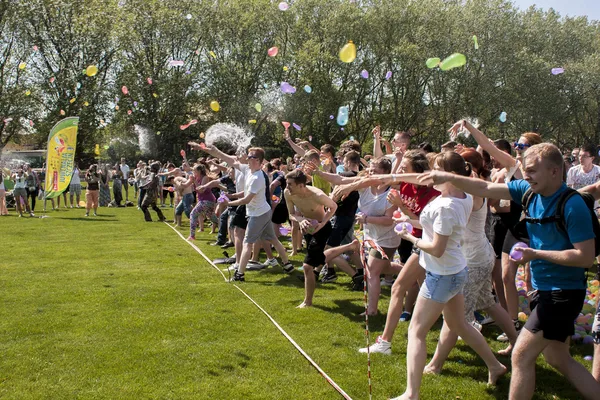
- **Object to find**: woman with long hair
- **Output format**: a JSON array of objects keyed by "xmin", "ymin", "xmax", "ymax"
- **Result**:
[{"xmin": 187, "ymin": 163, "xmax": 218, "ymax": 240}]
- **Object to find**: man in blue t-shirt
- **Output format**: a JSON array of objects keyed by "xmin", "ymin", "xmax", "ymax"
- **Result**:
[{"xmin": 422, "ymin": 143, "xmax": 599, "ymax": 400}]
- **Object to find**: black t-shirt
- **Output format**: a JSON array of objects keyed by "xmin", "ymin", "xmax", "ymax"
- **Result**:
[
  {"xmin": 335, "ymin": 171, "xmax": 359, "ymax": 217},
  {"xmin": 219, "ymin": 175, "xmax": 237, "ymax": 194}
]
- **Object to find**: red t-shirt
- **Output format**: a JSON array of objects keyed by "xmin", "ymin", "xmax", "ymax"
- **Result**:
[{"xmin": 399, "ymin": 183, "xmax": 440, "ymax": 238}]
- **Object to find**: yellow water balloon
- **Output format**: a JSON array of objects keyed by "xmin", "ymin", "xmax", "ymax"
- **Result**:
[
  {"xmin": 255, "ymin": 103, "xmax": 262, "ymax": 112},
  {"xmin": 248, "ymin": 119, "xmax": 257, "ymax": 124},
  {"xmin": 209, "ymin": 51, "xmax": 216, "ymax": 59},
  {"xmin": 439, "ymin": 53, "xmax": 467, "ymax": 71},
  {"xmin": 86, "ymin": 65, "xmax": 98, "ymax": 77},
  {"xmin": 200, "ymin": 132, "xmax": 205, "ymax": 139},
  {"xmin": 83, "ymin": 101, "xmax": 89, "ymax": 107},
  {"xmin": 25, "ymin": 90, "xmax": 31, "ymax": 96},
  {"xmin": 152, "ymin": 93, "xmax": 159, "ymax": 98},
  {"xmin": 18, "ymin": 62, "xmax": 26, "ymax": 70},
  {"xmin": 69, "ymin": 98, "xmax": 76, "ymax": 104},
  {"xmin": 210, "ymin": 100, "xmax": 220, "ymax": 112},
  {"xmin": 339, "ymin": 41, "xmax": 356, "ymax": 63}
]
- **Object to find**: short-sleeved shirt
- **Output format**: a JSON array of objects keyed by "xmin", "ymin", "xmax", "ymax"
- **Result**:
[
  {"xmin": 219, "ymin": 175, "xmax": 236, "ymax": 194},
  {"xmin": 120, "ymin": 164, "xmax": 130, "ymax": 179},
  {"xmin": 358, "ymin": 186, "xmax": 401, "ymax": 248},
  {"xmin": 240, "ymin": 164, "xmax": 271, "ymax": 217},
  {"xmin": 507, "ymin": 180, "xmax": 594, "ymax": 291},
  {"xmin": 419, "ymin": 194, "xmax": 472, "ymax": 275},
  {"xmin": 70, "ymin": 168, "xmax": 81, "ymax": 185}
]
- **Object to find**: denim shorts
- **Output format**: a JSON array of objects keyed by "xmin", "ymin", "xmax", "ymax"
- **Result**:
[{"xmin": 419, "ymin": 268, "xmax": 468, "ymax": 304}]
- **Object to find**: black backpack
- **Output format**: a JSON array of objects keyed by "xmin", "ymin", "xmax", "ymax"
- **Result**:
[{"xmin": 513, "ymin": 188, "xmax": 600, "ymax": 256}]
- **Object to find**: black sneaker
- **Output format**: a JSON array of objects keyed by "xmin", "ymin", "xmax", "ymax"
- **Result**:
[
  {"xmin": 351, "ymin": 272, "xmax": 364, "ymax": 291},
  {"xmin": 296, "ymin": 269, "xmax": 321, "ymax": 282},
  {"xmin": 221, "ymin": 241, "xmax": 234, "ymax": 249},
  {"xmin": 230, "ymin": 271, "xmax": 245, "ymax": 282},
  {"xmin": 321, "ymin": 272, "xmax": 338, "ymax": 283},
  {"xmin": 282, "ymin": 262, "xmax": 294, "ymax": 274}
]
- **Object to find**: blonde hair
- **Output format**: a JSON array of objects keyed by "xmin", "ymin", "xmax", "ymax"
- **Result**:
[{"xmin": 523, "ymin": 143, "xmax": 563, "ymax": 171}]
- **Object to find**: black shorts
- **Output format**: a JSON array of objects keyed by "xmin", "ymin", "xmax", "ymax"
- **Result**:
[
  {"xmin": 502, "ymin": 229, "xmax": 528, "ymax": 255},
  {"xmin": 326, "ymin": 215, "xmax": 355, "ymax": 247},
  {"xmin": 303, "ymin": 221, "xmax": 332, "ymax": 268},
  {"xmin": 271, "ymin": 201, "xmax": 289, "ymax": 224},
  {"xmin": 490, "ymin": 214, "xmax": 508, "ymax": 259},
  {"xmin": 398, "ymin": 239, "xmax": 414, "ymax": 264},
  {"xmin": 525, "ymin": 289, "xmax": 585, "ymax": 342},
  {"xmin": 231, "ymin": 205, "xmax": 248, "ymax": 230}
]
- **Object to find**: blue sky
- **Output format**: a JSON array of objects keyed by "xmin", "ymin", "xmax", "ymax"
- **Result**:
[{"xmin": 513, "ymin": 0, "xmax": 600, "ymax": 21}]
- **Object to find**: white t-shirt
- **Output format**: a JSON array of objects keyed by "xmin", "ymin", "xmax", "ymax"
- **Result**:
[
  {"xmin": 120, "ymin": 163, "xmax": 130, "ymax": 179},
  {"xmin": 419, "ymin": 194, "xmax": 473, "ymax": 275},
  {"xmin": 567, "ymin": 164, "xmax": 600, "ymax": 190},
  {"xmin": 234, "ymin": 168, "xmax": 245, "ymax": 193},
  {"xmin": 71, "ymin": 168, "xmax": 81, "ymax": 185},
  {"xmin": 239, "ymin": 164, "xmax": 270, "ymax": 217},
  {"xmin": 358, "ymin": 186, "xmax": 401, "ymax": 249}
]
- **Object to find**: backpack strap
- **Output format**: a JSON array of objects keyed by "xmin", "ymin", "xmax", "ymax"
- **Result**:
[{"xmin": 521, "ymin": 188, "xmax": 535, "ymax": 217}]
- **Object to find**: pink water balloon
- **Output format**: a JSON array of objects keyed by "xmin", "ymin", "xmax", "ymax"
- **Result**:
[{"xmin": 268, "ymin": 47, "xmax": 278, "ymax": 57}]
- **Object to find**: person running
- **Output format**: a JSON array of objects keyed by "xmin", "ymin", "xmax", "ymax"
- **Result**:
[
  {"xmin": 139, "ymin": 162, "xmax": 165, "ymax": 222},
  {"xmin": 284, "ymin": 169, "xmax": 337, "ymax": 308},
  {"xmin": 422, "ymin": 143, "xmax": 600, "ymax": 400},
  {"xmin": 189, "ymin": 142, "xmax": 293, "ymax": 281},
  {"xmin": 187, "ymin": 163, "xmax": 218, "ymax": 238},
  {"xmin": 84, "ymin": 165, "xmax": 101, "ymax": 217}
]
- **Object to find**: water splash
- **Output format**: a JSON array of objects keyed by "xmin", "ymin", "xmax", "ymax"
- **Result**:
[
  {"xmin": 134, "ymin": 124, "xmax": 154, "ymax": 155},
  {"xmin": 205, "ymin": 123, "xmax": 254, "ymax": 154}
]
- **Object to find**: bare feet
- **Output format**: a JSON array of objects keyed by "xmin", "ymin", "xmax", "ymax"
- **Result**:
[
  {"xmin": 296, "ymin": 302, "xmax": 312, "ymax": 308},
  {"xmin": 289, "ymin": 251, "xmax": 298, "ymax": 257},
  {"xmin": 389, "ymin": 393, "xmax": 415, "ymax": 400},
  {"xmin": 497, "ymin": 344, "xmax": 513, "ymax": 356},
  {"xmin": 359, "ymin": 310, "xmax": 378, "ymax": 317},
  {"xmin": 423, "ymin": 364, "xmax": 441, "ymax": 375},
  {"xmin": 488, "ymin": 364, "xmax": 508, "ymax": 386}
]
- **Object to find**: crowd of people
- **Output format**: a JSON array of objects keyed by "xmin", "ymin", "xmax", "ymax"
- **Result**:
[{"xmin": 2, "ymin": 121, "xmax": 600, "ymax": 399}]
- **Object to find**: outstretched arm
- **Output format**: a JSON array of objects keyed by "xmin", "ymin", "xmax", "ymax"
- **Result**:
[
  {"xmin": 372, "ymin": 126, "xmax": 383, "ymax": 158},
  {"xmin": 419, "ymin": 171, "xmax": 511, "ymax": 200},
  {"xmin": 284, "ymin": 128, "xmax": 307, "ymax": 156},
  {"xmin": 451, "ymin": 120, "xmax": 516, "ymax": 170},
  {"xmin": 579, "ymin": 181, "xmax": 600, "ymax": 200},
  {"xmin": 188, "ymin": 142, "xmax": 238, "ymax": 168}
]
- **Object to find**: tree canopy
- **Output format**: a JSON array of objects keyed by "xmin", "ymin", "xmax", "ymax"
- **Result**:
[{"xmin": 2, "ymin": 0, "xmax": 600, "ymax": 163}]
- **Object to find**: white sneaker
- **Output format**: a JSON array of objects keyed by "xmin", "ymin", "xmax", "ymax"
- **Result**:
[
  {"xmin": 380, "ymin": 278, "xmax": 395, "ymax": 287},
  {"xmin": 472, "ymin": 321, "xmax": 482, "ymax": 332},
  {"xmin": 358, "ymin": 336, "xmax": 391, "ymax": 355},
  {"xmin": 263, "ymin": 258, "xmax": 280, "ymax": 268},
  {"xmin": 497, "ymin": 332, "xmax": 509, "ymax": 342},
  {"xmin": 225, "ymin": 263, "xmax": 239, "ymax": 271}
]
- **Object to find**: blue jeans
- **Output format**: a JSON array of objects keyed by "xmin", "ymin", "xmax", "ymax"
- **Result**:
[
  {"xmin": 419, "ymin": 268, "xmax": 468, "ymax": 304},
  {"xmin": 217, "ymin": 207, "xmax": 232, "ymax": 244},
  {"xmin": 175, "ymin": 193, "xmax": 194, "ymax": 218}
]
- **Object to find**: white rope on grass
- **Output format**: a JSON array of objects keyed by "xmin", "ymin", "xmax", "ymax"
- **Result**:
[{"xmin": 164, "ymin": 222, "xmax": 354, "ymax": 400}]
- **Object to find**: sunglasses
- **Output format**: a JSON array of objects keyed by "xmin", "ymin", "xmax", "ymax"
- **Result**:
[
  {"xmin": 247, "ymin": 155, "xmax": 259, "ymax": 160},
  {"xmin": 513, "ymin": 142, "xmax": 531, "ymax": 150}
]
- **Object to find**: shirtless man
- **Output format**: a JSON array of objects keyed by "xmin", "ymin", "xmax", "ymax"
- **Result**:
[{"xmin": 284, "ymin": 169, "xmax": 337, "ymax": 308}]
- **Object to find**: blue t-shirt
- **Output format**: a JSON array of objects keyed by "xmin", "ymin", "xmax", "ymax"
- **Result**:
[{"xmin": 507, "ymin": 180, "xmax": 594, "ymax": 291}]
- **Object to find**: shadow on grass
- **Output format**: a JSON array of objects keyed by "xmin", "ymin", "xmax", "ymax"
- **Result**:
[{"xmin": 61, "ymin": 217, "xmax": 118, "ymax": 222}]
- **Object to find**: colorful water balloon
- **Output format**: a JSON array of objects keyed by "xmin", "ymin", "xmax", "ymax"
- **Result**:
[
  {"xmin": 394, "ymin": 222, "xmax": 413, "ymax": 234},
  {"xmin": 281, "ymin": 121, "xmax": 290, "ymax": 129},
  {"xmin": 69, "ymin": 98, "xmax": 76, "ymax": 104},
  {"xmin": 283, "ymin": 66, "xmax": 289, "ymax": 71},
  {"xmin": 199, "ymin": 132, "xmax": 205, "ymax": 139},
  {"xmin": 186, "ymin": 13, "xmax": 192, "ymax": 19},
  {"xmin": 339, "ymin": 41, "xmax": 357, "ymax": 63},
  {"xmin": 33, "ymin": 45, "xmax": 38, "ymax": 51},
  {"xmin": 473, "ymin": 35, "xmax": 479, "ymax": 50},
  {"xmin": 18, "ymin": 62, "xmax": 26, "ymax": 70},
  {"xmin": 84, "ymin": 101, "xmax": 89, "ymax": 107},
  {"xmin": 510, "ymin": 241, "xmax": 529, "ymax": 261},
  {"xmin": 248, "ymin": 119, "xmax": 257, "ymax": 124},
  {"xmin": 180, "ymin": 149, "xmax": 186, "ymax": 157},
  {"xmin": 209, "ymin": 51, "xmax": 216, "ymax": 59},
  {"xmin": 121, "ymin": 86, "xmax": 129, "ymax": 95},
  {"xmin": 426, "ymin": 57, "xmax": 441, "ymax": 69},
  {"xmin": 551, "ymin": 67, "xmax": 565, "ymax": 75},
  {"xmin": 280, "ymin": 82, "xmax": 296, "ymax": 94},
  {"xmin": 308, "ymin": 135, "xmax": 312, "ymax": 141},
  {"xmin": 169, "ymin": 60, "xmax": 184, "ymax": 67},
  {"xmin": 180, "ymin": 119, "xmax": 198, "ymax": 130},
  {"xmin": 127, "ymin": 110, "xmax": 132, "ymax": 115},
  {"xmin": 267, "ymin": 47, "xmax": 278, "ymax": 57},
  {"xmin": 360, "ymin": 69, "xmax": 369, "ymax": 79},
  {"xmin": 133, "ymin": 101, "xmax": 138, "ymax": 107},
  {"xmin": 255, "ymin": 103, "xmax": 262, "ymax": 112},
  {"xmin": 60, "ymin": 109, "xmax": 65, "ymax": 116},
  {"xmin": 292, "ymin": 123, "xmax": 301, "ymax": 131},
  {"xmin": 278, "ymin": 2, "xmax": 289, "ymax": 11},
  {"xmin": 49, "ymin": 77, "xmax": 55, "ymax": 83},
  {"xmin": 336, "ymin": 105, "xmax": 349, "ymax": 126},
  {"xmin": 393, "ymin": 210, "xmax": 402, "ymax": 219},
  {"xmin": 304, "ymin": 85, "xmax": 312, "ymax": 93},
  {"xmin": 439, "ymin": 53, "xmax": 467, "ymax": 71},
  {"xmin": 499, "ymin": 111, "xmax": 507, "ymax": 123},
  {"xmin": 210, "ymin": 100, "xmax": 220, "ymax": 112},
  {"xmin": 25, "ymin": 90, "xmax": 31, "ymax": 96},
  {"xmin": 329, "ymin": 115, "xmax": 334, "ymax": 120},
  {"xmin": 152, "ymin": 93, "xmax": 158, "ymax": 98},
  {"xmin": 147, "ymin": 77, "xmax": 153, "ymax": 84},
  {"xmin": 385, "ymin": 71, "xmax": 392, "ymax": 80},
  {"xmin": 86, "ymin": 65, "xmax": 98, "ymax": 77}
]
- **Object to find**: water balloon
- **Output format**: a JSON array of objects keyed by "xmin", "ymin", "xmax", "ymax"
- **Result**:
[
  {"xmin": 84, "ymin": 101, "xmax": 89, "ymax": 107},
  {"xmin": 60, "ymin": 109, "xmax": 65, "ymax": 115},
  {"xmin": 439, "ymin": 53, "xmax": 467, "ymax": 71},
  {"xmin": 281, "ymin": 121, "xmax": 290, "ymax": 129},
  {"xmin": 69, "ymin": 98, "xmax": 76, "ymax": 104},
  {"xmin": 76, "ymin": 82, "xmax": 81, "ymax": 89},
  {"xmin": 115, "ymin": 105, "xmax": 119, "ymax": 110},
  {"xmin": 169, "ymin": 60, "xmax": 184, "ymax": 67},
  {"xmin": 180, "ymin": 119, "xmax": 198, "ymax": 130},
  {"xmin": 283, "ymin": 66, "xmax": 289, "ymax": 71},
  {"xmin": 186, "ymin": 13, "xmax": 192, "ymax": 19},
  {"xmin": 308, "ymin": 135, "xmax": 312, "ymax": 141},
  {"xmin": 279, "ymin": 226, "xmax": 291, "ymax": 235},
  {"xmin": 18, "ymin": 62, "xmax": 26, "ymax": 70},
  {"xmin": 499, "ymin": 111, "xmax": 507, "ymax": 123},
  {"xmin": 133, "ymin": 101, "xmax": 138, "ymax": 107},
  {"xmin": 209, "ymin": 51, "xmax": 216, "ymax": 59},
  {"xmin": 49, "ymin": 77, "xmax": 55, "ymax": 83},
  {"xmin": 329, "ymin": 115, "xmax": 334, "ymax": 120},
  {"xmin": 360, "ymin": 69, "xmax": 369, "ymax": 79},
  {"xmin": 84, "ymin": 65, "xmax": 98, "ymax": 77},
  {"xmin": 255, "ymin": 103, "xmax": 262, "ymax": 112},
  {"xmin": 584, "ymin": 355, "xmax": 593, "ymax": 361},
  {"xmin": 248, "ymin": 119, "xmax": 257, "ymax": 124},
  {"xmin": 127, "ymin": 110, "xmax": 132, "ymax": 115},
  {"xmin": 473, "ymin": 35, "xmax": 479, "ymax": 50},
  {"xmin": 510, "ymin": 241, "xmax": 529, "ymax": 261},
  {"xmin": 551, "ymin": 67, "xmax": 564, "ymax": 75},
  {"xmin": 304, "ymin": 85, "xmax": 312, "ymax": 93},
  {"xmin": 393, "ymin": 210, "xmax": 402, "ymax": 219},
  {"xmin": 33, "ymin": 45, "xmax": 38, "ymax": 51},
  {"xmin": 280, "ymin": 82, "xmax": 296, "ymax": 94},
  {"xmin": 385, "ymin": 71, "xmax": 392, "ymax": 80},
  {"xmin": 394, "ymin": 222, "xmax": 413, "ymax": 234},
  {"xmin": 210, "ymin": 100, "xmax": 220, "ymax": 112},
  {"xmin": 25, "ymin": 90, "xmax": 31, "ymax": 96},
  {"xmin": 292, "ymin": 123, "xmax": 301, "ymax": 131},
  {"xmin": 121, "ymin": 86, "xmax": 128, "ymax": 95},
  {"xmin": 278, "ymin": 2, "xmax": 289, "ymax": 11},
  {"xmin": 339, "ymin": 41, "xmax": 356, "ymax": 63},
  {"xmin": 336, "ymin": 105, "xmax": 349, "ymax": 126},
  {"xmin": 217, "ymin": 192, "xmax": 229, "ymax": 203},
  {"xmin": 199, "ymin": 132, "xmax": 205, "ymax": 139},
  {"xmin": 152, "ymin": 93, "xmax": 158, "ymax": 98},
  {"xmin": 267, "ymin": 47, "xmax": 278, "ymax": 57},
  {"xmin": 180, "ymin": 150, "xmax": 186, "ymax": 157},
  {"xmin": 426, "ymin": 57, "xmax": 441, "ymax": 69}
]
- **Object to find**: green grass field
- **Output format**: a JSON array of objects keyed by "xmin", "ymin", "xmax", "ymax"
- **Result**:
[{"xmin": 0, "ymin": 206, "xmax": 596, "ymax": 399}]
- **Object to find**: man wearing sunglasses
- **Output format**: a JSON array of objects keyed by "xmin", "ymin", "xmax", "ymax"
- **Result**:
[{"xmin": 189, "ymin": 142, "xmax": 293, "ymax": 282}]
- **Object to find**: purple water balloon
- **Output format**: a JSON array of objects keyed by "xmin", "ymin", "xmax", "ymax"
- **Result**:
[
  {"xmin": 360, "ymin": 69, "xmax": 369, "ymax": 79},
  {"xmin": 584, "ymin": 355, "xmax": 594, "ymax": 361},
  {"xmin": 329, "ymin": 115, "xmax": 334, "ymax": 120},
  {"xmin": 278, "ymin": 2, "xmax": 289, "ymax": 11},
  {"xmin": 133, "ymin": 101, "xmax": 138, "ymax": 107},
  {"xmin": 279, "ymin": 226, "xmax": 290, "ymax": 235},
  {"xmin": 280, "ymin": 82, "xmax": 295, "ymax": 94},
  {"xmin": 394, "ymin": 222, "xmax": 413, "ymax": 234},
  {"xmin": 385, "ymin": 71, "xmax": 392, "ymax": 80},
  {"xmin": 217, "ymin": 192, "xmax": 228, "ymax": 203},
  {"xmin": 292, "ymin": 123, "xmax": 301, "ymax": 131},
  {"xmin": 551, "ymin": 67, "xmax": 564, "ymax": 75},
  {"xmin": 510, "ymin": 241, "xmax": 528, "ymax": 261}
]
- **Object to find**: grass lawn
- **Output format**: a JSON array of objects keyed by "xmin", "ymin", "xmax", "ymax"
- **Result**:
[{"xmin": 0, "ymin": 206, "xmax": 596, "ymax": 399}]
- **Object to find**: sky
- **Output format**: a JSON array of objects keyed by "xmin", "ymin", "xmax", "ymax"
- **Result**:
[{"xmin": 512, "ymin": 0, "xmax": 600, "ymax": 21}]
